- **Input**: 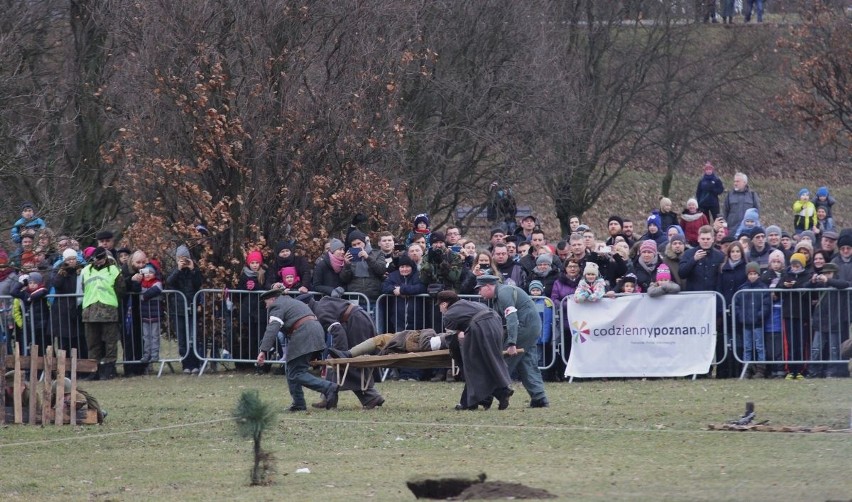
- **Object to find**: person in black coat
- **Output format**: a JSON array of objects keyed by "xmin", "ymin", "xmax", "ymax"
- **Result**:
[
  {"xmin": 717, "ymin": 243, "xmax": 747, "ymax": 378},
  {"xmin": 778, "ymin": 252, "xmax": 813, "ymax": 379},
  {"xmin": 267, "ymin": 241, "xmax": 312, "ymax": 292},
  {"xmin": 381, "ymin": 255, "xmax": 427, "ymax": 332},
  {"xmin": 50, "ymin": 250, "xmax": 86, "ymax": 358},
  {"xmin": 311, "ymin": 239, "xmax": 345, "ymax": 297},
  {"xmin": 696, "ymin": 162, "xmax": 725, "ymax": 221},
  {"xmin": 165, "ymin": 245, "xmax": 204, "ymax": 373}
]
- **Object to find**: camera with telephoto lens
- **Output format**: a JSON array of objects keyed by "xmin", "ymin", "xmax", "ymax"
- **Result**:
[{"xmin": 427, "ymin": 248, "xmax": 444, "ymax": 265}]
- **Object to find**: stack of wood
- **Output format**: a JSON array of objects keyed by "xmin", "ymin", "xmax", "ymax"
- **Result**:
[{"xmin": 2, "ymin": 343, "xmax": 99, "ymax": 425}]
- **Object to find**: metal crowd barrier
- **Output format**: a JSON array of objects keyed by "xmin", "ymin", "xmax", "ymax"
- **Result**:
[
  {"xmin": 118, "ymin": 290, "xmax": 191, "ymax": 377},
  {"xmin": 731, "ymin": 286, "xmax": 852, "ymax": 379},
  {"xmin": 558, "ymin": 291, "xmax": 728, "ymax": 381},
  {"xmin": 4, "ymin": 291, "xmax": 191, "ymax": 377},
  {"xmin": 0, "ymin": 294, "xmax": 14, "ymax": 356},
  {"xmin": 192, "ymin": 289, "xmax": 371, "ymax": 376}
]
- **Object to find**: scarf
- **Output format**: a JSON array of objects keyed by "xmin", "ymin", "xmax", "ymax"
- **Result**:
[
  {"xmin": 637, "ymin": 255, "xmax": 659, "ymax": 274},
  {"xmin": 329, "ymin": 252, "xmax": 345, "ymax": 273},
  {"xmin": 680, "ymin": 211, "xmax": 705, "ymax": 222}
]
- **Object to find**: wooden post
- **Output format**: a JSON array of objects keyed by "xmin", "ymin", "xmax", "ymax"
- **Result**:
[
  {"xmin": 28, "ymin": 344, "xmax": 38, "ymax": 425},
  {"xmin": 42, "ymin": 346, "xmax": 53, "ymax": 426},
  {"xmin": 13, "ymin": 342, "xmax": 22, "ymax": 424},
  {"xmin": 0, "ymin": 342, "xmax": 6, "ymax": 426},
  {"xmin": 70, "ymin": 349, "xmax": 77, "ymax": 426},
  {"xmin": 55, "ymin": 349, "xmax": 66, "ymax": 426}
]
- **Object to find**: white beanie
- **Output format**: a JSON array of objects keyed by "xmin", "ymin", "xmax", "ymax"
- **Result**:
[
  {"xmin": 583, "ymin": 262, "xmax": 599, "ymax": 278},
  {"xmin": 63, "ymin": 248, "xmax": 77, "ymax": 261}
]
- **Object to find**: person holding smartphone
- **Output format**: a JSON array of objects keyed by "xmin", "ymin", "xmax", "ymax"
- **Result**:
[
  {"xmin": 340, "ymin": 230, "xmax": 386, "ymax": 303},
  {"xmin": 166, "ymin": 245, "xmax": 204, "ymax": 374}
]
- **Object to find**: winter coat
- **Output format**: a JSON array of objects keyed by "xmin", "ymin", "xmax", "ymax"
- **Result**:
[
  {"xmin": 725, "ymin": 189, "xmax": 760, "ymax": 233},
  {"xmin": 311, "ymin": 252, "xmax": 344, "ymax": 296},
  {"xmin": 734, "ymin": 280, "xmax": 771, "ymax": 325},
  {"xmin": 11, "ymin": 280, "xmax": 50, "ymax": 337},
  {"xmin": 661, "ymin": 244, "xmax": 686, "ymax": 288},
  {"xmin": 779, "ymin": 268, "xmax": 814, "ymax": 319},
  {"xmin": 140, "ymin": 279, "xmax": 163, "ymax": 321},
  {"xmin": 165, "ymin": 266, "xmax": 203, "ymax": 318},
  {"xmin": 632, "ymin": 255, "xmax": 662, "ymax": 293},
  {"xmin": 679, "ymin": 211, "xmax": 710, "ymax": 247},
  {"xmin": 49, "ymin": 264, "xmax": 82, "ymax": 340},
  {"xmin": 647, "ymin": 281, "xmax": 681, "ymax": 297},
  {"xmin": 551, "ymin": 274, "xmax": 580, "ymax": 310},
  {"xmin": 340, "ymin": 250, "xmax": 387, "ymax": 300},
  {"xmin": 718, "ymin": 260, "xmax": 747, "ymax": 308},
  {"xmin": 696, "ymin": 173, "xmax": 724, "ymax": 214},
  {"xmin": 659, "ymin": 211, "xmax": 679, "ymax": 234},
  {"xmin": 237, "ymin": 268, "xmax": 267, "ymax": 323},
  {"xmin": 381, "ymin": 269, "xmax": 427, "ymax": 331},
  {"xmin": 574, "ymin": 278, "xmax": 606, "ymax": 303},
  {"xmin": 748, "ymin": 244, "xmax": 775, "ymax": 271},
  {"xmin": 679, "ymin": 246, "xmax": 725, "ymax": 293},
  {"xmin": 525, "ymin": 265, "xmax": 560, "ymax": 298},
  {"xmin": 810, "ymin": 277, "xmax": 851, "ymax": 332},
  {"xmin": 266, "ymin": 241, "xmax": 312, "ymax": 290}
]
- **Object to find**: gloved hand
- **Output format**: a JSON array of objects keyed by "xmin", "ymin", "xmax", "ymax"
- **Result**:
[
  {"xmin": 331, "ymin": 286, "xmax": 345, "ymax": 298},
  {"xmin": 18, "ymin": 274, "xmax": 29, "ymax": 285},
  {"xmin": 351, "ymin": 213, "xmax": 368, "ymax": 226}
]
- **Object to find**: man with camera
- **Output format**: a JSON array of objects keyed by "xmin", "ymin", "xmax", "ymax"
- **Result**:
[
  {"xmin": 419, "ymin": 232, "xmax": 476, "ymax": 294},
  {"xmin": 166, "ymin": 245, "xmax": 204, "ymax": 374},
  {"xmin": 80, "ymin": 247, "xmax": 126, "ymax": 380},
  {"xmin": 340, "ymin": 230, "xmax": 386, "ymax": 303}
]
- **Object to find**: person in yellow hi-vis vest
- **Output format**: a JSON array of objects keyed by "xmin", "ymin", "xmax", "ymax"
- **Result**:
[{"xmin": 80, "ymin": 247, "xmax": 125, "ymax": 380}]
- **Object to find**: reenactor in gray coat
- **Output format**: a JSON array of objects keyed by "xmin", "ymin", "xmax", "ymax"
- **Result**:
[
  {"xmin": 302, "ymin": 295, "xmax": 385, "ymax": 409},
  {"xmin": 256, "ymin": 289, "xmax": 339, "ymax": 412},
  {"xmin": 476, "ymin": 275, "xmax": 550, "ymax": 408}
]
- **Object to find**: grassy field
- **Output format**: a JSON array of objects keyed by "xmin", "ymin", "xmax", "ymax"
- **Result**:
[{"xmin": 2, "ymin": 372, "xmax": 850, "ymax": 501}]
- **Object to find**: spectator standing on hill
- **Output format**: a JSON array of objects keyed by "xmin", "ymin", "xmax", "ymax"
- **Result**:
[
  {"xmin": 696, "ymin": 162, "xmax": 724, "ymax": 221},
  {"xmin": 724, "ymin": 172, "xmax": 760, "ymax": 233},
  {"xmin": 792, "ymin": 188, "xmax": 817, "ymax": 233},
  {"xmin": 10, "ymin": 201, "xmax": 46, "ymax": 245},
  {"xmin": 487, "ymin": 181, "xmax": 518, "ymax": 235},
  {"xmin": 813, "ymin": 187, "xmax": 836, "ymax": 229}
]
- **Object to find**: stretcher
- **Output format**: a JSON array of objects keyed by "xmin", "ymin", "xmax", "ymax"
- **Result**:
[{"xmin": 311, "ymin": 348, "xmax": 522, "ymax": 390}]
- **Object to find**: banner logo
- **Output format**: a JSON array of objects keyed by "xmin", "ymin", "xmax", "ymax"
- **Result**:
[{"xmin": 571, "ymin": 320, "xmax": 590, "ymax": 344}]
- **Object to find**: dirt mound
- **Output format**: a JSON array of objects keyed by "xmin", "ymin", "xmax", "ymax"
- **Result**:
[{"xmin": 452, "ymin": 481, "xmax": 556, "ymax": 500}]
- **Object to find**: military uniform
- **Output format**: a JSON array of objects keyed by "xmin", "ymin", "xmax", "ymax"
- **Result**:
[
  {"xmin": 442, "ymin": 300, "xmax": 512, "ymax": 408},
  {"xmin": 491, "ymin": 283, "xmax": 549, "ymax": 406},
  {"xmin": 259, "ymin": 294, "xmax": 336, "ymax": 410},
  {"xmin": 308, "ymin": 296, "xmax": 383, "ymax": 408}
]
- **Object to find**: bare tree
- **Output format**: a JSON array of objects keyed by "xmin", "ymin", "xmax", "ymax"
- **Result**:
[{"xmin": 777, "ymin": 1, "xmax": 852, "ymax": 153}]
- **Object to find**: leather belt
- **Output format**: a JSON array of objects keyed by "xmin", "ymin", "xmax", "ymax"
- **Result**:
[
  {"xmin": 288, "ymin": 315, "xmax": 318, "ymax": 336},
  {"xmin": 340, "ymin": 304, "xmax": 357, "ymax": 324}
]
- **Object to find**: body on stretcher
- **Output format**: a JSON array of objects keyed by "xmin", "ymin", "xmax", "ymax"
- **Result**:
[{"xmin": 310, "ymin": 348, "xmax": 523, "ymax": 390}]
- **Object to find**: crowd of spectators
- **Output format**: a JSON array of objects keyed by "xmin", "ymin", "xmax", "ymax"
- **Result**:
[{"xmin": 2, "ymin": 165, "xmax": 849, "ymax": 380}]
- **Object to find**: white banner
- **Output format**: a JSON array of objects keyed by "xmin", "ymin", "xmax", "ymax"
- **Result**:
[{"xmin": 565, "ymin": 293, "xmax": 717, "ymax": 378}]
